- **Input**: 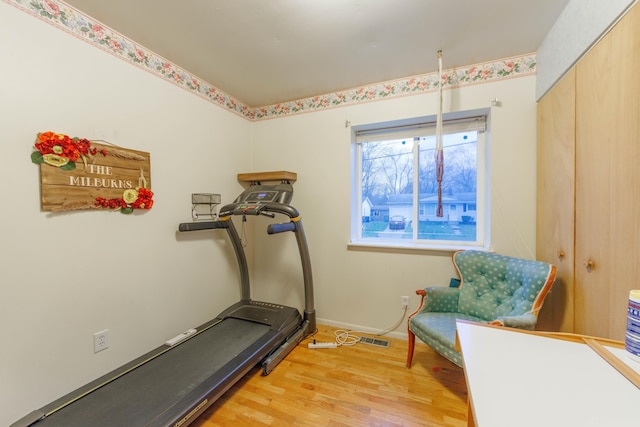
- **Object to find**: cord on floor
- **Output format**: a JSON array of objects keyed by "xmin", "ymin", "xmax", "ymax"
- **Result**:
[{"xmin": 332, "ymin": 306, "xmax": 408, "ymax": 346}]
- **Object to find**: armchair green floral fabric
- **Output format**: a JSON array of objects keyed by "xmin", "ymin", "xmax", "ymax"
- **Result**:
[{"xmin": 407, "ymin": 250, "xmax": 556, "ymax": 367}]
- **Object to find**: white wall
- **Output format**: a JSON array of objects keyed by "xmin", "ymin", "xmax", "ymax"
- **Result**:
[
  {"xmin": 0, "ymin": 3, "xmax": 253, "ymax": 425},
  {"xmin": 251, "ymin": 75, "xmax": 539, "ymax": 335}
]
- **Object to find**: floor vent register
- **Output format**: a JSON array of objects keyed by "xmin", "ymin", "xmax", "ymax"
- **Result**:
[{"xmin": 359, "ymin": 336, "xmax": 390, "ymax": 348}]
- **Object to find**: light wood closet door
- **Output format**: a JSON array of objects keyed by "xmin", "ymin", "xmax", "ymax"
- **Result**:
[
  {"xmin": 536, "ymin": 68, "xmax": 576, "ymax": 333},
  {"xmin": 575, "ymin": 4, "xmax": 640, "ymax": 340}
]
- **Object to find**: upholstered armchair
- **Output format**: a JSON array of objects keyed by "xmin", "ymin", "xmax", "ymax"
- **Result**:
[{"xmin": 406, "ymin": 250, "xmax": 556, "ymax": 367}]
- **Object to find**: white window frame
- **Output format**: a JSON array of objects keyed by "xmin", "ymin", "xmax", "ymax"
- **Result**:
[{"xmin": 349, "ymin": 109, "xmax": 491, "ymax": 251}]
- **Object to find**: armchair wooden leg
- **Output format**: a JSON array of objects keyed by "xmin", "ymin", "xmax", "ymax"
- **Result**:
[
  {"xmin": 467, "ymin": 398, "xmax": 476, "ymax": 427},
  {"xmin": 406, "ymin": 328, "xmax": 416, "ymax": 368},
  {"xmin": 406, "ymin": 289, "xmax": 425, "ymax": 368}
]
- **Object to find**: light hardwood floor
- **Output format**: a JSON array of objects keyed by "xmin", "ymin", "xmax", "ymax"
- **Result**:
[{"xmin": 192, "ymin": 325, "xmax": 468, "ymax": 427}]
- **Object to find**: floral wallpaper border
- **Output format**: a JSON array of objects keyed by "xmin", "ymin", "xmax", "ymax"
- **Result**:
[{"xmin": 6, "ymin": 0, "xmax": 536, "ymax": 121}]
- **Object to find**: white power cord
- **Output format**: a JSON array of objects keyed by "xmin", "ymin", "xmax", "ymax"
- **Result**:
[{"xmin": 331, "ymin": 306, "xmax": 408, "ymax": 347}]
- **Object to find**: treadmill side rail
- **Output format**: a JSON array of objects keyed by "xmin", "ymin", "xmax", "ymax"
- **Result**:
[
  {"xmin": 262, "ymin": 321, "xmax": 309, "ymax": 375},
  {"xmin": 10, "ymin": 410, "xmax": 45, "ymax": 427}
]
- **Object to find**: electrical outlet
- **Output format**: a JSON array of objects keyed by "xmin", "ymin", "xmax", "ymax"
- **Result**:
[
  {"xmin": 94, "ymin": 329, "xmax": 109, "ymax": 353},
  {"xmin": 401, "ymin": 295, "xmax": 409, "ymax": 309}
]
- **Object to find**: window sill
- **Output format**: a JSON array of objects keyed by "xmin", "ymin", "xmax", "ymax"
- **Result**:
[{"xmin": 347, "ymin": 240, "xmax": 490, "ymax": 254}]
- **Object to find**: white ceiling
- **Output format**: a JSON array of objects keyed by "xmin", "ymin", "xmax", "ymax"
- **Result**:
[{"xmin": 62, "ymin": 0, "xmax": 570, "ymax": 107}]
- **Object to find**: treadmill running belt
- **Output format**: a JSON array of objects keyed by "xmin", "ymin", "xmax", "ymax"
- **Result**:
[{"xmin": 36, "ymin": 318, "xmax": 276, "ymax": 426}]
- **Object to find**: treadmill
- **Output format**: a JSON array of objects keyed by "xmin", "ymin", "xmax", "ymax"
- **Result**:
[{"xmin": 12, "ymin": 172, "xmax": 316, "ymax": 427}]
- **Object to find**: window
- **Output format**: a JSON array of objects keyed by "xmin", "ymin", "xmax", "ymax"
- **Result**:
[{"xmin": 350, "ymin": 110, "xmax": 489, "ymax": 250}]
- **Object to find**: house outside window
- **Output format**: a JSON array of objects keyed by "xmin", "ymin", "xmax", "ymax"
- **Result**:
[{"xmin": 350, "ymin": 110, "xmax": 489, "ymax": 250}]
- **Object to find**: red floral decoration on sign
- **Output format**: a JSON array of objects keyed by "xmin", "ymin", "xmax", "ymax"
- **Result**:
[
  {"xmin": 31, "ymin": 131, "xmax": 107, "ymax": 170},
  {"xmin": 95, "ymin": 187, "xmax": 154, "ymax": 214}
]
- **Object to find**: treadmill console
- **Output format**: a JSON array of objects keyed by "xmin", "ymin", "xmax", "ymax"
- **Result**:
[
  {"xmin": 243, "ymin": 190, "xmax": 279, "ymax": 203},
  {"xmin": 222, "ymin": 183, "xmax": 295, "ymax": 217},
  {"xmin": 235, "ymin": 183, "xmax": 293, "ymax": 205}
]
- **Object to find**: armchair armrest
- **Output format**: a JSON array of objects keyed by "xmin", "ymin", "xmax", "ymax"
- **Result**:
[
  {"xmin": 491, "ymin": 312, "xmax": 537, "ymax": 330},
  {"xmin": 410, "ymin": 287, "xmax": 460, "ymax": 318}
]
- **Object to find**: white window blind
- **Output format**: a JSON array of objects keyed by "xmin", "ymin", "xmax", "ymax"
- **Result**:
[{"xmin": 355, "ymin": 116, "xmax": 486, "ymax": 143}]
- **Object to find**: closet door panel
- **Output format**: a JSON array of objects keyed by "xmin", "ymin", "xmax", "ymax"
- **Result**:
[
  {"xmin": 575, "ymin": 4, "xmax": 640, "ymax": 340},
  {"xmin": 607, "ymin": 4, "xmax": 640, "ymax": 340},
  {"xmin": 536, "ymin": 68, "xmax": 576, "ymax": 333},
  {"xmin": 576, "ymin": 23, "xmax": 615, "ymax": 338}
]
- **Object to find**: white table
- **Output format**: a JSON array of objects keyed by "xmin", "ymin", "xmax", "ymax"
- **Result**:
[{"xmin": 456, "ymin": 320, "xmax": 640, "ymax": 427}]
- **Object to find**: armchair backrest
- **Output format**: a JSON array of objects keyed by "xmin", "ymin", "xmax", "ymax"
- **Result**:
[{"xmin": 453, "ymin": 251, "xmax": 556, "ymax": 322}]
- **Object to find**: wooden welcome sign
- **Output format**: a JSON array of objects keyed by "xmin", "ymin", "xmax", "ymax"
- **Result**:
[{"xmin": 31, "ymin": 132, "xmax": 153, "ymax": 214}]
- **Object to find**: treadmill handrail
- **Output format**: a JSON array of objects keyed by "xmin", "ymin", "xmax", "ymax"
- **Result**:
[
  {"xmin": 178, "ymin": 220, "xmax": 228, "ymax": 232},
  {"xmin": 267, "ymin": 222, "xmax": 296, "ymax": 234}
]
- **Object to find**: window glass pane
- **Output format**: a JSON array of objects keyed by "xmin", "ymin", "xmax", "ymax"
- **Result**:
[
  {"xmin": 361, "ymin": 139, "xmax": 413, "ymax": 240},
  {"xmin": 417, "ymin": 131, "xmax": 477, "ymax": 242}
]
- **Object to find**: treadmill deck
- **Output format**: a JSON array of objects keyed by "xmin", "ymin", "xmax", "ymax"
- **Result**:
[{"xmin": 31, "ymin": 318, "xmax": 282, "ymax": 427}]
